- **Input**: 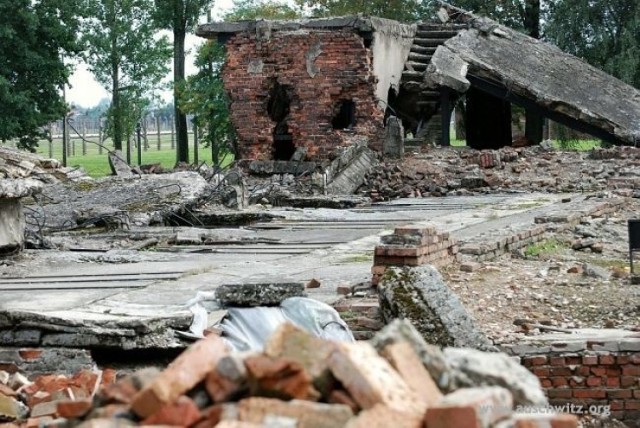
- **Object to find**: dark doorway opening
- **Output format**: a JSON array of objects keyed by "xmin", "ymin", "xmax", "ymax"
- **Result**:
[
  {"xmin": 332, "ymin": 100, "xmax": 356, "ymax": 130},
  {"xmin": 267, "ymin": 80, "xmax": 295, "ymax": 160},
  {"xmin": 466, "ymin": 86, "xmax": 512, "ymax": 149}
]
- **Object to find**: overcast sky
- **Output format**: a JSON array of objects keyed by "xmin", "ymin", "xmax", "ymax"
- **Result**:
[{"xmin": 67, "ymin": 0, "xmax": 233, "ymax": 108}]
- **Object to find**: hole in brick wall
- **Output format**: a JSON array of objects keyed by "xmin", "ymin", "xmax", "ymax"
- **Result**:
[
  {"xmin": 267, "ymin": 80, "xmax": 295, "ymax": 160},
  {"xmin": 332, "ymin": 100, "xmax": 356, "ymax": 130}
]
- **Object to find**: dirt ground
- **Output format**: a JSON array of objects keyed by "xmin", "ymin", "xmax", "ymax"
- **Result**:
[{"xmin": 441, "ymin": 198, "xmax": 640, "ymax": 345}]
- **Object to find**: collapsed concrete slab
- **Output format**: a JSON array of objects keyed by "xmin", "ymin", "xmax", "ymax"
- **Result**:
[
  {"xmin": 377, "ymin": 265, "xmax": 493, "ymax": 351},
  {"xmin": 426, "ymin": 7, "xmax": 640, "ymax": 147}
]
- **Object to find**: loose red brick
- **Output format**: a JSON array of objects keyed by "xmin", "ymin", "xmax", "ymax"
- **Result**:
[
  {"xmin": 380, "ymin": 341, "xmax": 443, "ymax": 408},
  {"xmin": 141, "ymin": 395, "xmax": 201, "ymax": 426},
  {"xmin": 131, "ymin": 335, "xmax": 229, "ymax": 418},
  {"xmin": 237, "ymin": 397, "xmax": 353, "ymax": 427},
  {"xmin": 426, "ymin": 387, "xmax": 513, "ymax": 428},
  {"xmin": 499, "ymin": 413, "xmax": 578, "ymax": 428},
  {"xmin": 56, "ymin": 399, "xmax": 93, "ymax": 419},
  {"xmin": 346, "ymin": 403, "xmax": 422, "ymax": 428},
  {"xmin": 244, "ymin": 355, "xmax": 318, "ymax": 400},
  {"xmin": 328, "ymin": 342, "xmax": 424, "ymax": 416}
]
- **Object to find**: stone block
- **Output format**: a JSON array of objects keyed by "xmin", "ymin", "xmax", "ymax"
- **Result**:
[
  {"xmin": 216, "ymin": 282, "xmax": 305, "ymax": 307},
  {"xmin": 425, "ymin": 386, "xmax": 513, "ymax": 428},
  {"xmin": 130, "ymin": 335, "xmax": 228, "ymax": 418}
]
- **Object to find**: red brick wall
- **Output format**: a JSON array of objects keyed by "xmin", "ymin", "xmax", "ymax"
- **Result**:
[
  {"xmin": 223, "ymin": 30, "xmax": 383, "ymax": 161},
  {"xmin": 521, "ymin": 351, "xmax": 640, "ymax": 427}
]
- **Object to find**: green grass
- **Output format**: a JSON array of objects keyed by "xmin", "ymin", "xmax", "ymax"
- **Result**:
[
  {"xmin": 524, "ymin": 238, "xmax": 566, "ymax": 257},
  {"xmin": 6, "ymin": 133, "xmax": 233, "ymax": 178},
  {"xmin": 449, "ymin": 136, "xmax": 601, "ymax": 151}
]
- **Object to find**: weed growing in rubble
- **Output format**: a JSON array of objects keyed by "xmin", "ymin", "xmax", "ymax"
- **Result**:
[{"xmin": 524, "ymin": 238, "xmax": 566, "ymax": 257}]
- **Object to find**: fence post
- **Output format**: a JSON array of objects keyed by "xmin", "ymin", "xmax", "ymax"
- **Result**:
[
  {"xmin": 143, "ymin": 119, "xmax": 148, "ymax": 151},
  {"xmin": 98, "ymin": 126, "xmax": 103, "ymax": 155},
  {"xmin": 126, "ymin": 133, "xmax": 131, "ymax": 164},
  {"xmin": 170, "ymin": 121, "xmax": 175, "ymax": 150},
  {"xmin": 82, "ymin": 124, "xmax": 87, "ymax": 155},
  {"xmin": 193, "ymin": 120, "xmax": 199, "ymax": 164},
  {"xmin": 48, "ymin": 124, "xmax": 53, "ymax": 158},
  {"xmin": 156, "ymin": 116, "xmax": 161, "ymax": 150}
]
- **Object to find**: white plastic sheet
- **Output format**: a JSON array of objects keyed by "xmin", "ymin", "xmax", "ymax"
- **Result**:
[{"xmin": 216, "ymin": 297, "xmax": 355, "ymax": 351}]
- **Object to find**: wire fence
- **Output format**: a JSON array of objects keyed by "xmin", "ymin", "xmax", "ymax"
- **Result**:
[{"xmin": 0, "ymin": 115, "xmax": 224, "ymax": 178}]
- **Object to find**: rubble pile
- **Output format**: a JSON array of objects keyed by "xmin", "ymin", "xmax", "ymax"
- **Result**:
[
  {"xmin": 0, "ymin": 321, "xmax": 582, "ymax": 428},
  {"xmin": 0, "ymin": 147, "xmax": 88, "ymax": 183},
  {"xmin": 361, "ymin": 146, "xmax": 640, "ymax": 201}
]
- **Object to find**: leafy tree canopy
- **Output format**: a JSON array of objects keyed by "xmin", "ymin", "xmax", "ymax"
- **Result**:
[
  {"xmin": 0, "ymin": 0, "xmax": 84, "ymax": 151},
  {"xmin": 546, "ymin": 0, "xmax": 640, "ymax": 89},
  {"xmin": 223, "ymin": 0, "xmax": 302, "ymax": 21},
  {"xmin": 294, "ymin": 0, "xmax": 432, "ymax": 22},
  {"xmin": 83, "ymin": 0, "xmax": 172, "ymax": 150}
]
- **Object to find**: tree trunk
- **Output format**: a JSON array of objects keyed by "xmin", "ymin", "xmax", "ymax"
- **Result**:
[{"xmin": 174, "ymin": 26, "xmax": 189, "ymax": 164}]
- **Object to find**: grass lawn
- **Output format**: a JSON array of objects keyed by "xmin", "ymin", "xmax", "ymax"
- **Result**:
[{"xmin": 28, "ymin": 133, "xmax": 232, "ymax": 178}]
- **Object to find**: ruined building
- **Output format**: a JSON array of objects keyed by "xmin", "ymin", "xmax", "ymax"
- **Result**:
[{"xmin": 198, "ymin": 8, "xmax": 640, "ymax": 161}]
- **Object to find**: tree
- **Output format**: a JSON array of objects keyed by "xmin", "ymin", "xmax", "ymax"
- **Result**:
[
  {"xmin": 153, "ymin": 0, "xmax": 213, "ymax": 164},
  {"xmin": 546, "ymin": 0, "xmax": 640, "ymax": 89},
  {"xmin": 180, "ymin": 41, "xmax": 235, "ymax": 166},
  {"xmin": 224, "ymin": 0, "xmax": 302, "ymax": 21},
  {"xmin": 294, "ymin": 0, "xmax": 431, "ymax": 22},
  {"xmin": 0, "ymin": 0, "xmax": 83, "ymax": 151},
  {"xmin": 83, "ymin": 0, "xmax": 171, "ymax": 152}
]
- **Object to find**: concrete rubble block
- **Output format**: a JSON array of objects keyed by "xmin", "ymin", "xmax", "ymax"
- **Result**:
[
  {"xmin": 383, "ymin": 116, "xmax": 404, "ymax": 160},
  {"xmin": 216, "ymin": 283, "xmax": 306, "ymax": 307},
  {"xmin": 130, "ymin": 335, "xmax": 228, "ymax": 418},
  {"xmin": 380, "ymin": 341, "xmax": 443, "ymax": 408},
  {"xmin": 377, "ymin": 265, "xmax": 493, "ymax": 351},
  {"xmin": 0, "ymin": 198, "xmax": 26, "ymax": 257},
  {"xmin": 107, "ymin": 150, "xmax": 133, "ymax": 177},
  {"xmin": 345, "ymin": 403, "xmax": 423, "ymax": 428},
  {"xmin": 443, "ymin": 347, "xmax": 548, "ymax": 407},
  {"xmin": 236, "ymin": 397, "xmax": 353, "ymax": 428},
  {"xmin": 328, "ymin": 341, "xmax": 425, "ymax": 416},
  {"xmin": 0, "ymin": 392, "xmax": 29, "ymax": 422},
  {"xmin": 371, "ymin": 319, "xmax": 451, "ymax": 391},
  {"xmin": 244, "ymin": 354, "xmax": 319, "ymax": 400},
  {"xmin": 424, "ymin": 386, "xmax": 513, "ymax": 428},
  {"xmin": 493, "ymin": 412, "xmax": 579, "ymax": 428}
]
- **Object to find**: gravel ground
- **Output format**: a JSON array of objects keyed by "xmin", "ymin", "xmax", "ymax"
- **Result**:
[{"xmin": 441, "ymin": 198, "xmax": 640, "ymax": 345}]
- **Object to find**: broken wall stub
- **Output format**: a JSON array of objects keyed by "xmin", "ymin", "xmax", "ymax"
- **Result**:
[
  {"xmin": 223, "ymin": 30, "xmax": 384, "ymax": 161},
  {"xmin": 0, "ymin": 179, "xmax": 43, "ymax": 256}
]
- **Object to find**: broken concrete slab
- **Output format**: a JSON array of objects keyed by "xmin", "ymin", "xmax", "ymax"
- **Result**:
[
  {"xmin": 108, "ymin": 151, "xmax": 133, "ymax": 177},
  {"xmin": 216, "ymin": 283, "xmax": 306, "ymax": 307},
  {"xmin": 26, "ymin": 171, "xmax": 209, "ymax": 231},
  {"xmin": 426, "ymin": 10, "xmax": 640, "ymax": 146},
  {"xmin": 377, "ymin": 265, "xmax": 493, "ymax": 351}
]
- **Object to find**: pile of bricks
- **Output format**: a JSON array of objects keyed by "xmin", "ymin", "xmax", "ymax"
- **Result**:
[
  {"xmin": 224, "ymin": 30, "xmax": 383, "ymax": 161},
  {"xmin": 0, "ymin": 323, "xmax": 581, "ymax": 428},
  {"xmin": 372, "ymin": 225, "xmax": 458, "ymax": 286}
]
